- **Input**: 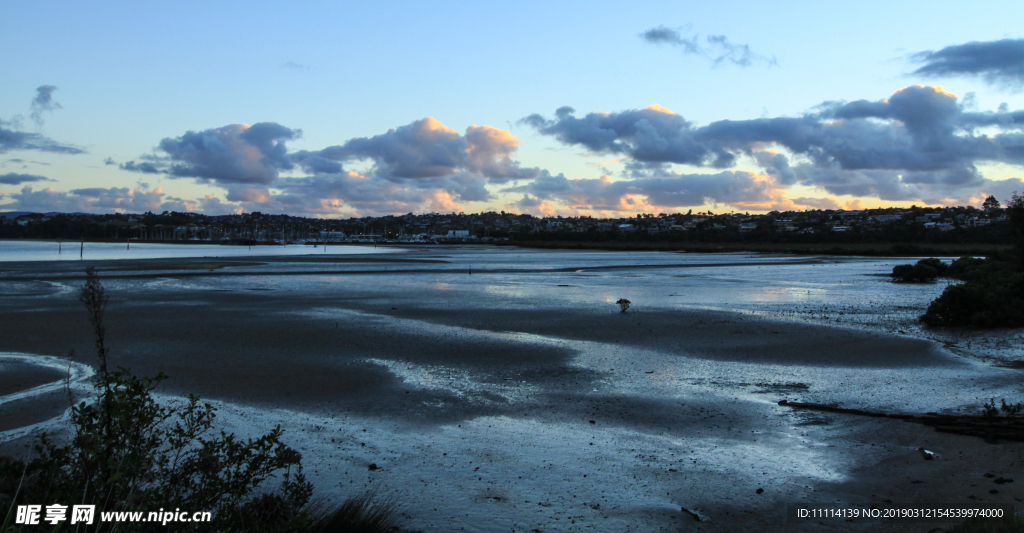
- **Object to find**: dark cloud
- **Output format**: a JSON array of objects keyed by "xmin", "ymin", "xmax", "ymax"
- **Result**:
[
  {"xmin": 120, "ymin": 160, "xmax": 162, "ymax": 174},
  {"xmin": 104, "ymin": 157, "xmax": 117, "ymax": 165},
  {"xmin": 0, "ymin": 173, "xmax": 53, "ymax": 185},
  {"xmin": 30, "ymin": 85, "xmax": 62, "ymax": 127},
  {"xmin": 641, "ymin": 26, "xmax": 701, "ymax": 54},
  {"xmin": 0, "ymin": 119, "xmax": 84, "ymax": 154},
  {"xmin": 911, "ymin": 39, "xmax": 1024, "ymax": 89},
  {"xmin": 122, "ymin": 123, "xmax": 302, "ymax": 185},
  {"xmin": 640, "ymin": 26, "xmax": 776, "ymax": 67},
  {"xmin": 523, "ymin": 86, "xmax": 1024, "ymax": 203}
]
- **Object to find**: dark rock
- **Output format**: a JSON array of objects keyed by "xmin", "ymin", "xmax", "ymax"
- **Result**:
[{"xmin": 368, "ymin": 463, "xmax": 378, "ymax": 471}]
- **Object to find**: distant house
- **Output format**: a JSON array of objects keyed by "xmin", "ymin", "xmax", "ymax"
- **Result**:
[{"xmin": 617, "ymin": 224, "xmax": 636, "ymax": 232}]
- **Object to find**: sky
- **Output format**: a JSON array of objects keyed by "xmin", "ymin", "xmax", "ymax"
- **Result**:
[{"xmin": 2, "ymin": 0, "xmax": 1024, "ymax": 218}]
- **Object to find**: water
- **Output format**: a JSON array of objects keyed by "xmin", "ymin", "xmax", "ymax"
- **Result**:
[
  {"xmin": 2, "ymin": 246, "xmax": 1022, "ymax": 532},
  {"xmin": 0, "ymin": 239, "xmax": 401, "ymax": 262}
]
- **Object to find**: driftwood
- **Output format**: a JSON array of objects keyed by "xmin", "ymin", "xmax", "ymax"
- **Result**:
[{"xmin": 778, "ymin": 400, "xmax": 1024, "ymax": 443}]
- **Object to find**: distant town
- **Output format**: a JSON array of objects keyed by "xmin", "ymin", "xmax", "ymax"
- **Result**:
[{"xmin": 0, "ymin": 201, "xmax": 1012, "ymax": 246}]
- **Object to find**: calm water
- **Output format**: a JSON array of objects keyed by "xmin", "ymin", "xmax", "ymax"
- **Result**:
[{"xmin": 0, "ymin": 239, "xmax": 402, "ymax": 262}]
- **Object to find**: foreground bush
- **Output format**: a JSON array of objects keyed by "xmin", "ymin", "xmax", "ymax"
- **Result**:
[
  {"xmin": 918, "ymin": 193, "xmax": 1024, "ymax": 328},
  {"xmin": 0, "ymin": 269, "xmax": 400, "ymax": 532},
  {"xmin": 920, "ymin": 271, "xmax": 1024, "ymax": 328}
]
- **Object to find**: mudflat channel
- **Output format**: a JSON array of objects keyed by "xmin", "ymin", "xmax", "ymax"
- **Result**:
[{"xmin": 1, "ymin": 246, "xmax": 1022, "ymax": 532}]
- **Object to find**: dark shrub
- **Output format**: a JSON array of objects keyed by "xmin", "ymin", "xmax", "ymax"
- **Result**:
[
  {"xmin": 920, "ymin": 272, "xmax": 1024, "ymax": 327},
  {"xmin": 892, "ymin": 258, "xmax": 947, "ymax": 282}
]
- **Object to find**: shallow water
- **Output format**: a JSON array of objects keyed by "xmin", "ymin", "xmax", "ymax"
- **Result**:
[
  {"xmin": 0, "ymin": 239, "xmax": 400, "ymax": 262},
  {"xmin": 2, "ymin": 246, "xmax": 1023, "ymax": 532}
]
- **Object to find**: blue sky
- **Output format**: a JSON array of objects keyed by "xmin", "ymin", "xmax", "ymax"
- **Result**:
[{"xmin": 3, "ymin": 0, "xmax": 1024, "ymax": 217}]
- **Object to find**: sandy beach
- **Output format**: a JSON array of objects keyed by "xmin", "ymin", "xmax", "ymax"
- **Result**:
[{"xmin": 1, "ymin": 245, "xmax": 1022, "ymax": 532}]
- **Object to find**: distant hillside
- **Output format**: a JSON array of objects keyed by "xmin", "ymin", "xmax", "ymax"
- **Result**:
[{"xmin": 0, "ymin": 211, "xmax": 38, "ymax": 220}]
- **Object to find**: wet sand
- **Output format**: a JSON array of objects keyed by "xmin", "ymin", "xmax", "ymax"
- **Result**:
[{"xmin": 1, "ymin": 249, "xmax": 1022, "ymax": 532}]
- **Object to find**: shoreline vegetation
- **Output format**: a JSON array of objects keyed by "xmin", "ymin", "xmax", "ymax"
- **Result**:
[{"xmin": 890, "ymin": 193, "xmax": 1024, "ymax": 328}]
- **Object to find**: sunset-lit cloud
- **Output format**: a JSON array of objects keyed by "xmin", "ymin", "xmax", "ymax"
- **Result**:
[{"xmin": 117, "ymin": 117, "xmax": 540, "ymax": 216}]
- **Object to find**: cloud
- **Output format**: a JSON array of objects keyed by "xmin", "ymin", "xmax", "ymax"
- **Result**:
[
  {"xmin": 0, "ymin": 173, "xmax": 54, "ymax": 185},
  {"xmin": 911, "ymin": 39, "xmax": 1024, "ymax": 89},
  {"xmin": 0, "ymin": 119, "xmax": 84, "ymax": 154},
  {"xmin": 3, "ymin": 185, "xmax": 184, "ymax": 213},
  {"xmin": 641, "ymin": 26, "xmax": 701, "ymax": 54},
  {"xmin": 282, "ymin": 61, "xmax": 312, "ymax": 71},
  {"xmin": 503, "ymin": 170, "xmax": 782, "ymax": 212},
  {"xmin": 268, "ymin": 170, "xmax": 472, "ymax": 216},
  {"xmin": 523, "ymin": 86, "xmax": 1024, "ymax": 206},
  {"xmin": 640, "ymin": 26, "xmax": 776, "ymax": 67},
  {"xmin": 119, "ymin": 117, "xmax": 543, "ymax": 216},
  {"xmin": 790, "ymin": 197, "xmax": 842, "ymax": 210},
  {"xmin": 30, "ymin": 85, "xmax": 62, "ymax": 127},
  {"xmin": 123, "ymin": 123, "xmax": 301, "ymax": 185},
  {"xmin": 104, "ymin": 157, "xmax": 117, "ymax": 165},
  {"xmin": 120, "ymin": 160, "xmax": 162, "ymax": 173},
  {"xmin": 506, "ymin": 194, "xmax": 557, "ymax": 216},
  {"xmin": 304, "ymin": 117, "xmax": 538, "ymax": 184}
]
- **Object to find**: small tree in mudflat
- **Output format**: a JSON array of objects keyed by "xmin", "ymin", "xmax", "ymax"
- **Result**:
[
  {"xmin": 0, "ymin": 267, "xmax": 313, "ymax": 532},
  {"xmin": 616, "ymin": 298, "xmax": 631, "ymax": 313}
]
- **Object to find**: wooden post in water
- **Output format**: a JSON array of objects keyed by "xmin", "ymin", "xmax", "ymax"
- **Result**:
[
  {"xmin": 59, "ymin": 241, "xmax": 61, "ymax": 254},
  {"xmin": 127, "ymin": 238, "xmax": 130, "ymax": 250},
  {"xmin": 80, "ymin": 241, "xmax": 84, "ymax": 259}
]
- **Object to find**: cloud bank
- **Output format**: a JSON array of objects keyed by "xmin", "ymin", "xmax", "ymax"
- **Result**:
[
  {"xmin": 117, "ymin": 117, "xmax": 540, "ymax": 216},
  {"xmin": 16, "ymin": 85, "xmax": 1023, "ymax": 217},
  {"xmin": 521, "ymin": 86, "xmax": 1024, "ymax": 209}
]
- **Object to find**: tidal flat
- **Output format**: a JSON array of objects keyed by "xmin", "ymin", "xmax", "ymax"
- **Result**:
[{"xmin": 1, "ymin": 244, "xmax": 1023, "ymax": 532}]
